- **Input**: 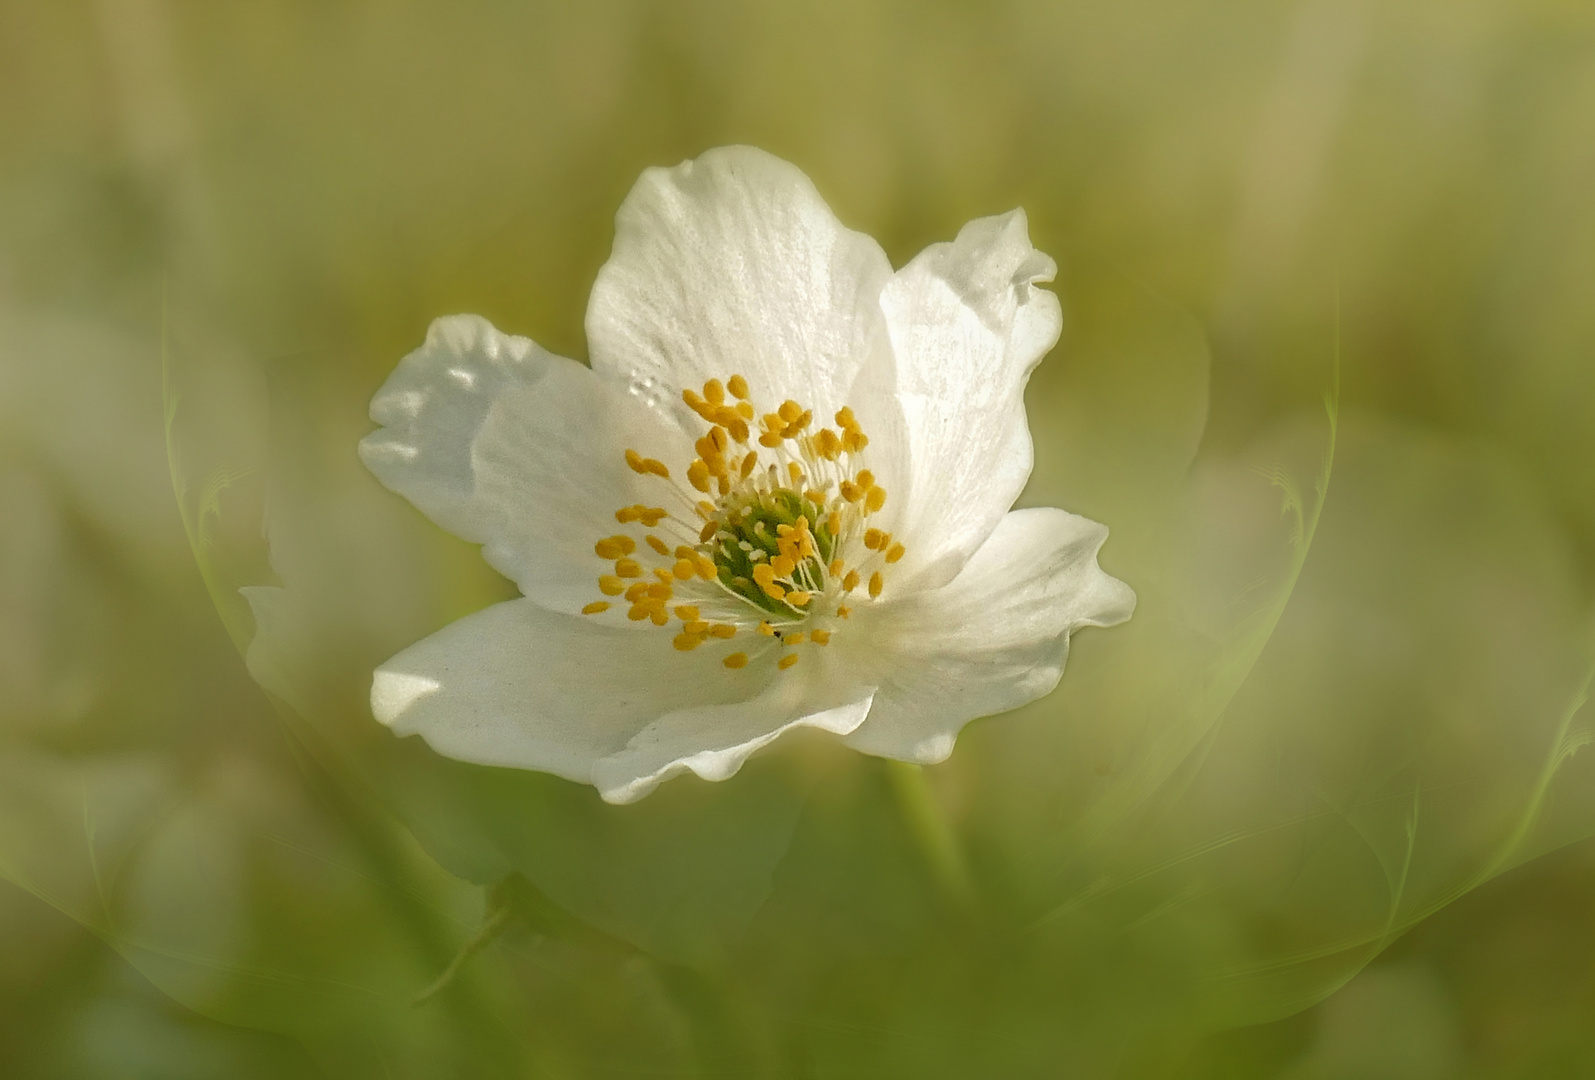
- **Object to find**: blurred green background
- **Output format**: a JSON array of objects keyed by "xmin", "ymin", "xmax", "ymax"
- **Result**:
[{"xmin": 3, "ymin": 1, "xmax": 1594, "ymax": 1077}]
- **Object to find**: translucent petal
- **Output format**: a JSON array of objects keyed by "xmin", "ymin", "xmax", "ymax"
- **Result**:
[
  {"xmin": 359, "ymin": 314, "xmax": 691, "ymax": 616},
  {"xmin": 585, "ymin": 146, "xmax": 895, "ymax": 423},
  {"xmin": 370, "ymin": 597, "xmax": 766, "ymax": 785},
  {"xmin": 878, "ymin": 210, "xmax": 1063, "ymax": 589},
  {"xmin": 843, "ymin": 507, "xmax": 1134, "ymax": 762}
]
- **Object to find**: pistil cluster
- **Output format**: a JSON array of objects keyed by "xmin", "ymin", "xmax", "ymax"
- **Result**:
[{"xmin": 581, "ymin": 373, "xmax": 903, "ymax": 671}]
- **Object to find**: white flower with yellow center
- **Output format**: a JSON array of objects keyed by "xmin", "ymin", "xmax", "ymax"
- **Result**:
[{"xmin": 360, "ymin": 147, "xmax": 1135, "ymax": 804}]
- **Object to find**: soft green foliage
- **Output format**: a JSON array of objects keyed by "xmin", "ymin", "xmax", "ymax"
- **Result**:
[{"xmin": 3, "ymin": 1, "xmax": 1595, "ymax": 1077}]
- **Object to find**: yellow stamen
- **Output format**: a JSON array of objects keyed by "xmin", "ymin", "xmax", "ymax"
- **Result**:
[
  {"xmin": 594, "ymin": 535, "xmax": 636, "ymax": 559},
  {"xmin": 786, "ymin": 591, "xmax": 811, "ymax": 607},
  {"xmin": 869, "ymin": 571, "xmax": 883, "ymax": 599},
  {"xmin": 778, "ymin": 400, "xmax": 803, "ymax": 423},
  {"xmin": 811, "ymin": 629, "xmax": 831, "ymax": 645},
  {"xmin": 757, "ymin": 622, "xmax": 776, "ymax": 636},
  {"xmin": 683, "ymin": 619, "xmax": 709, "ymax": 635},
  {"xmin": 864, "ymin": 528, "xmax": 885, "ymax": 550},
  {"xmin": 837, "ymin": 606, "xmax": 851, "ymax": 619},
  {"xmin": 728, "ymin": 374, "xmax": 749, "ymax": 400},
  {"xmin": 885, "ymin": 542, "xmax": 905, "ymax": 564},
  {"xmin": 673, "ymin": 559, "xmax": 696, "ymax": 581},
  {"xmin": 724, "ymin": 651, "xmax": 749, "ymax": 669},
  {"xmin": 673, "ymin": 632, "xmax": 704, "ymax": 651},
  {"xmin": 864, "ymin": 486, "xmax": 886, "ymax": 513},
  {"xmin": 843, "ymin": 570, "xmax": 860, "ymax": 592},
  {"xmin": 778, "ymin": 653, "xmax": 800, "ymax": 670},
  {"xmin": 674, "ymin": 605, "xmax": 700, "ymax": 620},
  {"xmin": 582, "ymin": 601, "xmax": 610, "ymax": 615},
  {"xmin": 614, "ymin": 558, "xmax": 642, "ymax": 578},
  {"xmin": 599, "ymin": 576, "xmax": 624, "ymax": 596},
  {"xmin": 708, "ymin": 624, "xmax": 736, "ymax": 639},
  {"xmin": 704, "ymin": 378, "xmax": 725, "ymax": 405}
]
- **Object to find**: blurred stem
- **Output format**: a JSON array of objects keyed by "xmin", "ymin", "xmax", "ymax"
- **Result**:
[
  {"xmin": 412, "ymin": 884, "xmax": 514, "ymax": 1006},
  {"xmin": 885, "ymin": 761, "xmax": 974, "ymax": 911}
]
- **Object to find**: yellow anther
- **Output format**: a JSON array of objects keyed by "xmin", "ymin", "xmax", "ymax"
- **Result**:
[
  {"xmin": 805, "ymin": 488, "xmax": 828, "ymax": 504},
  {"xmin": 624, "ymin": 581, "xmax": 651, "ymax": 602},
  {"xmin": 865, "ymin": 486, "xmax": 887, "ymax": 513},
  {"xmin": 616, "ymin": 506, "xmax": 639, "ymax": 523},
  {"xmin": 728, "ymin": 374, "xmax": 749, "ymax": 400},
  {"xmin": 709, "ymin": 426, "xmax": 730, "ymax": 454},
  {"xmin": 704, "ymin": 378, "xmax": 725, "ymax": 405},
  {"xmin": 835, "ymin": 406, "xmax": 856, "ymax": 428},
  {"xmin": 761, "ymin": 582, "xmax": 787, "ymax": 601},
  {"xmin": 614, "ymin": 558, "xmax": 642, "ymax": 578},
  {"xmin": 827, "ymin": 511, "xmax": 842, "ymax": 535},
  {"xmin": 787, "ymin": 410, "xmax": 812, "ymax": 434},
  {"xmin": 758, "ymin": 621, "xmax": 776, "ymax": 636},
  {"xmin": 778, "ymin": 399, "xmax": 803, "ymax": 423},
  {"xmin": 714, "ymin": 407, "xmax": 749, "ymax": 443},
  {"xmin": 653, "ymin": 567, "xmax": 673, "ymax": 583},
  {"xmin": 740, "ymin": 453, "xmax": 758, "ymax": 479},
  {"xmin": 787, "ymin": 462, "xmax": 804, "ymax": 485},
  {"xmin": 857, "ymin": 470, "xmax": 875, "ymax": 489},
  {"xmin": 582, "ymin": 601, "xmax": 610, "ymax": 615},
  {"xmin": 646, "ymin": 535, "xmax": 670, "ymax": 556},
  {"xmin": 736, "ymin": 401, "xmax": 754, "ymax": 419},
  {"xmin": 864, "ymin": 528, "xmax": 886, "ymax": 550},
  {"xmin": 717, "ymin": 476, "xmax": 731, "ymax": 496},
  {"xmin": 885, "ymin": 542, "xmax": 905, "ymax": 564},
  {"xmin": 724, "ymin": 651, "xmax": 749, "ymax": 669},
  {"xmin": 786, "ymin": 591, "xmax": 811, "ymax": 607},
  {"xmin": 650, "ymin": 606, "xmax": 669, "ymax": 626},
  {"xmin": 673, "ymin": 632, "xmax": 704, "ymax": 651},
  {"xmin": 674, "ymin": 604, "xmax": 700, "ymax": 620},
  {"xmin": 627, "ymin": 603, "xmax": 652, "ymax": 621},
  {"xmin": 625, "ymin": 448, "xmax": 645, "ymax": 472},
  {"xmin": 687, "ymin": 459, "xmax": 711, "ymax": 493},
  {"xmin": 786, "ymin": 632, "xmax": 806, "ymax": 645},
  {"xmin": 675, "ymin": 545, "xmax": 696, "ymax": 560},
  {"xmin": 811, "ymin": 629, "xmax": 832, "ymax": 645},
  {"xmin": 696, "ymin": 556, "xmax": 717, "ymax": 579},
  {"xmin": 696, "ymin": 523, "xmax": 716, "ymax": 546},
  {"xmin": 641, "ymin": 507, "xmax": 668, "ymax": 526},
  {"xmin": 770, "ymin": 554, "xmax": 796, "ymax": 578},
  {"xmin": 708, "ymin": 624, "xmax": 736, "ymax": 639},
  {"xmin": 683, "ymin": 388, "xmax": 705, "ymax": 410},
  {"xmin": 816, "ymin": 429, "xmax": 841, "ymax": 459},
  {"xmin": 837, "ymin": 606, "xmax": 851, "ymax": 619},
  {"xmin": 673, "ymin": 558, "xmax": 696, "ymax": 581},
  {"xmin": 599, "ymin": 576, "xmax": 625, "ymax": 596},
  {"xmin": 869, "ymin": 571, "xmax": 883, "ymax": 598},
  {"xmin": 758, "ymin": 431, "xmax": 785, "ymax": 449},
  {"xmin": 778, "ymin": 653, "xmax": 800, "ymax": 670},
  {"xmin": 594, "ymin": 535, "xmax": 634, "ymax": 559},
  {"xmin": 829, "ymin": 558, "xmax": 845, "ymax": 577},
  {"xmin": 752, "ymin": 564, "xmax": 777, "ymax": 587},
  {"xmin": 840, "ymin": 481, "xmax": 864, "ymax": 502},
  {"xmin": 647, "ymin": 582, "xmax": 672, "ymax": 601},
  {"xmin": 842, "ymin": 430, "xmax": 868, "ymax": 453},
  {"xmin": 843, "ymin": 570, "xmax": 861, "ymax": 592},
  {"xmin": 683, "ymin": 619, "xmax": 709, "ymax": 635}
]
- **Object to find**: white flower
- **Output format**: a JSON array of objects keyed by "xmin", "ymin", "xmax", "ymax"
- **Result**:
[{"xmin": 359, "ymin": 146, "xmax": 1135, "ymax": 804}]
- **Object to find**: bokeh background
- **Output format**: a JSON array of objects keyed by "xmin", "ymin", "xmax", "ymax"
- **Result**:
[{"xmin": 3, "ymin": 1, "xmax": 1594, "ymax": 1077}]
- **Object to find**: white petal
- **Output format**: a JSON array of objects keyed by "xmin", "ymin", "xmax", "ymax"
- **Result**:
[
  {"xmin": 592, "ymin": 658, "xmax": 875, "ymax": 804},
  {"xmin": 842, "ymin": 507, "xmax": 1134, "ymax": 763},
  {"xmin": 878, "ymin": 210, "xmax": 1063, "ymax": 590},
  {"xmin": 359, "ymin": 315, "xmax": 692, "ymax": 616},
  {"xmin": 585, "ymin": 146, "xmax": 894, "ymax": 421},
  {"xmin": 371, "ymin": 598, "xmax": 766, "ymax": 784}
]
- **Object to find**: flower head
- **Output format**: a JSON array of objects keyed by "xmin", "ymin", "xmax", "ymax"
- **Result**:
[{"xmin": 359, "ymin": 147, "xmax": 1134, "ymax": 804}]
